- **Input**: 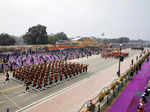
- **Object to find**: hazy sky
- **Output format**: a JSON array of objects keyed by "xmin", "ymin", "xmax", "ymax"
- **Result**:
[{"xmin": 0, "ymin": 0, "xmax": 150, "ymax": 40}]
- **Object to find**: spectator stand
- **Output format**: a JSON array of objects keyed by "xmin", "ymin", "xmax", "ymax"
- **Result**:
[{"xmin": 78, "ymin": 50, "xmax": 150, "ymax": 112}]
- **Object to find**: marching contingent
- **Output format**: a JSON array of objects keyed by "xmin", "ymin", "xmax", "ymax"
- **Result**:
[
  {"xmin": 0, "ymin": 47, "xmax": 100, "ymax": 91},
  {"xmin": 12, "ymin": 60, "xmax": 88, "ymax": 90}
]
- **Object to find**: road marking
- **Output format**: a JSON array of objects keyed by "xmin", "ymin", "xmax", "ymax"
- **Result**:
[
  {"xmin": 0, "ymin": 85, "xmax": 23, "ymax": 94},
  {"xmin": 17, "ymin": 93, "xmax": 26, "ymax": 97},
  {"xmin": 16, "ymin": 50, "xmax": 139, "ymax": 112},
  {"xmin": 3, "ymin": 94, "xmax": 21, "ymax": 109},
  {"xmin": 16, "ymin": 77, "xmax": 92, "ymax": 112},
  {"xmin": 16, "ymin": 55, "xmax": 125, "ymax": 112},
  {"xmin": 0, "ymin": 100, "xmax": 6, "ymax": 104}
]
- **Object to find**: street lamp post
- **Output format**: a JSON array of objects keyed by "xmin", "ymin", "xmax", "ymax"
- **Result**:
[{"xmin": 117, "ymin": 44, "xmax": 122, "ymax": 77}]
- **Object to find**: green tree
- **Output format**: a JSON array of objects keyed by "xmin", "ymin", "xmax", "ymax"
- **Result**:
[
  {"xmin": 55, "ymin": 32, "xmax": 69, "ymax": 40},
  {"xmin": 48, "ymin": 32, "xmax": 69, "ymax": 45},
  {"xmin": 48, "ymin": 35, "xmax": 58, "ymax": 45},
  {"xmin": 23, "ymin": 24, "xmax": 48, "ymax": 45},
  {"xmin": 0, "ymin": 33, "xmax": 16, "ymax": 46}
]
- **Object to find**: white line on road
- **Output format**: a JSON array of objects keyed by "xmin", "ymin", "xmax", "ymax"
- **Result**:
[
  {"xmin": 0, "ymin": 100, "xmax": 6, "ymax": 104},
  {"xmin": 16, "ymin": 50, "xmax": 139, "ymax": 112},
  {"xmin": 17, "ymin": 93, "xmax": 26, "ymax": 97},
  {"xmin": 3, "ymin": 94, "xmax": 21, "ymax": 109},
  {"xmin": 16, "ymin": 76, "xmax": 92, "ymax": 112}
]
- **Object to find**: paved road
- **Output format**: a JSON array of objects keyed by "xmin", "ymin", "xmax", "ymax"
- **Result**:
[{"xmin": 0, "ymin": 49, "xmax": 141, "ymax": 112}]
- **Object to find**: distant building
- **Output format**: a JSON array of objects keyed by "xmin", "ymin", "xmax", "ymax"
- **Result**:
[
  {"xmin": 56, "ymin": 40, "xmax": 72, "ymax": 45},
  {"xmin": 71, "ymin": 36, "xmax": 82, "ymax": 41}
]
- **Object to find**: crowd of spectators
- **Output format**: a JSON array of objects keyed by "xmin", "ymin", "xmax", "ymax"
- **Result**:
[{"xmin": 137, "ymin": 80, "xmax": 150, "ymax": 112}]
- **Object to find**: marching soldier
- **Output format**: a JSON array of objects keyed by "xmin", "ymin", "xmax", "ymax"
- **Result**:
[
  {"xmin": 60, "ymin": 71, "xmax": 63, "ymax": 81},
  {"xmin": 55, "ymin": 73, "xmax": 58, "ymax": 83},
  {"xmin": 44, "ymin": 75, "xmax": 48, "ymax": 87},
  {"xmin": 25, "ymin": 81, "xmax": 30, "ymax": 92},
  {"xmin": 49, "ymin": 72, "xmax": 53, "ymax": 85},
  {"xmin": 5, "ymin": 72, "xmax": 9, "ymax": 81},
  {"xmin": 37, "ymin": 77, "xmax": 42, "ymax": 89}
]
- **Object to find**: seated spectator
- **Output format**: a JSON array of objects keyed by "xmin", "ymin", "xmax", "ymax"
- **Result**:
[
  {"xmin": 141, "ymin": 93, "xmax": 147, "ymax": 104},
  {"xmin": 137, "ymin": 99, "xmax": 144, "ymax": 112},
  {"xmin": 144, "ymin": 80, "xmax": 150, "ymax": 96},
  {"xmin": 87, "ymin": 100, "xmax": 95, "ymax": 112}
]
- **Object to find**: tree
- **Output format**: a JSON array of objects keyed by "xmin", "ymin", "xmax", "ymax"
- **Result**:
[
  {"xmin": 0, "ymin": 33, "xmax": 16, "ymax": 46},
  {"xmin": 48, "ymin": 34, "xmax": 58, "ymax": 45},
  {"xmin": 23, "ymin": 24, "xmax": 48, "ymax": 45},
  {"xmin": 48, "ymin": 32, "xmax": 69, "ymax": 45},
  {"xmin": 55, "ymin": 32, "xmax": 69, "ymax": 40}
]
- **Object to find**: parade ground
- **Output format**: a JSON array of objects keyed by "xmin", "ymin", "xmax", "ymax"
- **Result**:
[{"xmin": 0, "ymin": 49, "xmax": 141, "ymax": 112}]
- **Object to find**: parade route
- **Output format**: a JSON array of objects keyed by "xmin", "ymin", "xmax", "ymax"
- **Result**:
[
  {"xmin": 0, "ymin": 49, "xmax": 141, "ymax": 112},
  {"xmin": 108, "ymin": 56, "xmax": 150, "ymax": 112}
]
